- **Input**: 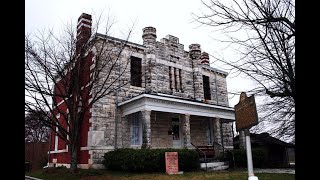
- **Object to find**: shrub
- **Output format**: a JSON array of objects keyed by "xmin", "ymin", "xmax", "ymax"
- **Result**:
[
  {"xmin": 226, "ymin": 148, "xmax": 267, "ymax": 168},
  {"xmin": 103, "ymin": 148, "xmax": 200, "ymax": 172}
]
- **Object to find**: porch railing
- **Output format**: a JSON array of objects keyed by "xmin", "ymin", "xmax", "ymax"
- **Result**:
[{"xmin": 191, "ymin": 142, "xmax": 208, "ymax": 171}]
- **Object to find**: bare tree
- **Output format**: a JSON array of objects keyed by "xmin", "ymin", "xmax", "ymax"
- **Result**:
[
  {"xmin": 25, "ymin": 110, "xmax": 50, "ymax": 143},
  {"xmin": 25, "ymin": 13, "xmax": 139, "ymax": 172},
  {"xmin": 193, "ymin": 0, "xmax": 295, "ymax": 142}
]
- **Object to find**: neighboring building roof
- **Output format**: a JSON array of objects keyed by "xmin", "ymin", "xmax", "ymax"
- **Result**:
[
  {"xmin": 201, "ymin": 64, "xmax": 228, "ymax": 76},
  {"xmin": 234, "ymin": 132, "xmax": 295, "ymax": 148}
]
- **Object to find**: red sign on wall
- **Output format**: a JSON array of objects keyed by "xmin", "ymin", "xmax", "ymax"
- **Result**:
[{"xmin": 165, "ymin": 152, "xmax": 179, "ymax": 174}]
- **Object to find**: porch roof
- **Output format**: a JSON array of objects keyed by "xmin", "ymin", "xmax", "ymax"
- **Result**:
[{"xmin": 118, "ymin": 93, "xmax": 235, "ymax": 121}]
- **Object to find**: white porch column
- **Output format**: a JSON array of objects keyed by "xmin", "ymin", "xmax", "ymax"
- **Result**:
[
  {"xmin": 182, "ymin": 114, "xmax": 191, "ymax": 148},
  {"xmin": 141, "ymin": 110, "xmax": 151, "ymax": 147},
  {"xmin": 213, "ymin": 117, "xmax": 222, "ymax": 155}
]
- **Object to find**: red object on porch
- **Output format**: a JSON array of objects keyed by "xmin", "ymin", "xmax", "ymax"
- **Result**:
[{"xmin": 197, "ymin": 145, "xmax": 215, "ymax": 158}]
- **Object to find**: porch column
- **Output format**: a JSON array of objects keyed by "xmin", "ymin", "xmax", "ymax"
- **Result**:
[
  {"xmin": 182, "ymin": 114, "xmax": 191, "ymax": 148},
  {"xmin": 239, "ymin": 130, "xmax": 246, "ymax": 149},
  {"xmin": 213, "ymin": 117, "xmax": 222, "ymax": 155},
  {"xmin": 141, "ymin": 110, "xmax": 151, "ymax": 147}
]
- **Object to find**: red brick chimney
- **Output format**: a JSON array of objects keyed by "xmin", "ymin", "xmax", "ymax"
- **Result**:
[
  {"xmin": 200, "ymin": 52, "xmax": 210, "ymax": 66},
  {"xmin": 76, "ymin": 13, "xmax": 92, "ymax": 54}
]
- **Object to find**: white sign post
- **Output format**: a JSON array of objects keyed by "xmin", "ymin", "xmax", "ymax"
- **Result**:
[
  {"xmin": 245, "ymin": 129, "xmax": 258, "ymax": 180},
  {"xmin": 234, "ymin": 92, "xmax": 259, "ymax": 180}
]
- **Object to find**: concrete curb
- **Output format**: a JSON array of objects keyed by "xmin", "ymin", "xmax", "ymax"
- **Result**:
[{"xmin": 25, "ymin": 175, "xmax": 43, "ymax": 180}]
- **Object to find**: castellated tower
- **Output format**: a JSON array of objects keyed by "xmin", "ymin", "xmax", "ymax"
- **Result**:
[
  {"xmin": 189, "ymin": 44, "xmax": 204, "ymax": 100},
  {"xmin": 142, "ymin": 27, "xmax": 157, "ymax": 93},
  {"xmin": 142, "ymin": 27, "xmax": 157, "ymax": 48}
]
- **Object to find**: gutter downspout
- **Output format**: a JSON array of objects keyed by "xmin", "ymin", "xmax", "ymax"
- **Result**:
[{"xmin": 114, "ymin": 58, "xmax": 121, "ymax": 149}]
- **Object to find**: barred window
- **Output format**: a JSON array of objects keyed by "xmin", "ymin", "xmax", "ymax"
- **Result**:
[{"xmin": 130, "ymin": 56, "xmax": 142, "ymax": 87}]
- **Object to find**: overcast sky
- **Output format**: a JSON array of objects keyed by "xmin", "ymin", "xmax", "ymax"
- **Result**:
[{"xmin": 25, "ymin": 0, "xmax": 256, "ymax": 107}]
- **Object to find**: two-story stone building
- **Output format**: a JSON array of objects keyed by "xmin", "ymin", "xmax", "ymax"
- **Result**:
[{"xmin": 48, "ymin": 13, "xmax": 235, "ymax": 169}]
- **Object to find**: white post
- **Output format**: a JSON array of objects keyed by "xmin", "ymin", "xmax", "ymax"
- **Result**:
[{"xmin": 245, "ymin": 129, "xmax": 259, "ymax": 180}]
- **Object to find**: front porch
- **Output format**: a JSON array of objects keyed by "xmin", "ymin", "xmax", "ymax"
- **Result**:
[{"xmin": 118, "ymin": 93, "xmax": 235, "ymax": 159}]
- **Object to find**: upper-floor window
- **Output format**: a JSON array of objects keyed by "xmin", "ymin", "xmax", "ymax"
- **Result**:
[
  {"xmin": 130, "ymin": 56, "xmax": 142, "ymax": 87},
  {"xmin": 203, "ymin": 75, "xmax": 211, "ymax": 100}
]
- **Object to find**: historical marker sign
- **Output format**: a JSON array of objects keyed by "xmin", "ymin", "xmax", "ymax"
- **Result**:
[
  {"xmin": 234, "ymin": 92, "xmax": 258, "ymax": 132},
  {"xmin": 165, "ymin": 152, "xmax": 179, "ymax": 174}
]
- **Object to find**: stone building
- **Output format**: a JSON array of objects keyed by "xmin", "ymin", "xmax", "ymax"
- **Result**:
[{"xmin": 48, "ymin": 13, "xmax": 235, "ymax": 169}]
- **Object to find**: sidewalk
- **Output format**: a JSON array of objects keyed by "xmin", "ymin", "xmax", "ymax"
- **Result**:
[{"xmin": 253, "ymin": 168, "xmax": 295, "ymax": 174}]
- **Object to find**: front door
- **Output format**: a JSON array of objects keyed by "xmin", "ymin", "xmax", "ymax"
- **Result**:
[{"xmin": 172, "ymin": 118, "xmax": 181, "ymax": 148}]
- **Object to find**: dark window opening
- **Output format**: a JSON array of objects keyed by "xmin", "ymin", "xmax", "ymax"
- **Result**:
[
  {"xmin": 169, "ymin": 66, "xmax": 172, "ymax": 91},
  {"xmin": 203, "ymin": 75, "xmax": 211, "ymax": 100},
  {"xmin": 179, "ymin": 69, "xmax": 183, "ymax": 92},
  {"xmin": 174, "ymin": 67, "xmax": 177, "ymax": 90},
  {"xmin": 130, "ymin": 56, "xmax": 142, "ymax": 87}
]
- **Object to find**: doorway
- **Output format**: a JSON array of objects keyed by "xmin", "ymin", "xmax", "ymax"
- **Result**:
[{"xmin": 172, "ymin": 117, "xmax": 181, "ymax": 148}]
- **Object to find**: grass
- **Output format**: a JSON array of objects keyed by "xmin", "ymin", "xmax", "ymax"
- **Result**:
[{"xmin": 25, "ymin": 167, "xmax": 295, "ymax": 180}]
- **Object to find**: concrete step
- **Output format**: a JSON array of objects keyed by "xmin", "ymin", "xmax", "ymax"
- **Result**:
[
  {"xmin": 207, "ymin": 165, "xmax": 229, "ymax": 171},
  {"xmin": 200, "ymin": 161, "xmax": 229, "ymax": 171}
]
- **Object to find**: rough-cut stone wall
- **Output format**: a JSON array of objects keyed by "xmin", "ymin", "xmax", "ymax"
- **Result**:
[
  {"xmin": 154, "ymin": 36, "xmax": 195, "ymax": 98},
  {"xmin": 216, "ymin": 74, "xmax": 229, "ymax": 106},
  {"xmin": 89, "ymin": 42, "xmax": 147, "ymax": 164},
  {"xmin": 190, "ymin": 116, "xmax": 210, "ymax": 146},
  {"xmin": 120, "ymin": 115, "xmax": 131, "ymax": 148},
  {"xmin": 221, "ymin": 122, "xmax": 234, "ymax": 148},
  {"xmin": 88, "ymin": 31, "xmax": 233, "ymax": 165},
  {"xmin": 202, "ymin": 68, "xmax": 229, "ymax": 106},
  {"xmin": 150, "ymin": 111, "xmax": 173, "ymax": 148}
]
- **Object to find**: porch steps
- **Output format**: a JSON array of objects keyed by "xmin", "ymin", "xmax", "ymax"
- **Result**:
[{"xmin": 200, "ymin": 161, "xmax": 229, "ymax": 171}]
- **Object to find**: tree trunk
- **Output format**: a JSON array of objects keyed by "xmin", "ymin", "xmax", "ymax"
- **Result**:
[
  {"xmin": 70, "ymin": 122, "xmax": 79, "ymax": 173},
  {"xmin": 70, "ymin": 142, "xmax": 78, "ymax": 173}
]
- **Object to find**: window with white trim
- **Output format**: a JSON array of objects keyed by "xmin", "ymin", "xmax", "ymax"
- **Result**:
[
  {"xmin": 54, "ymin": 114, "xmax": 60, "ymax": 151},
  {"xmin": 130, "ymin": 112, "xmax": 142, "ymax": 145},
  {"xmin": 206, "ymin": 119, "xmax": 213, "ymax": 145}
]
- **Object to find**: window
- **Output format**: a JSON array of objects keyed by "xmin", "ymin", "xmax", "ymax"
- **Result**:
[
  {"xmin": 54, "ymin": 114, "xmax": 60, "ymax": 151},
  {"xmin": 172, "ymin": 118, "xmax": 180, "ymax": 140},
  {"xmin": 206, "ymin": 119, "xmax": 213, "ymax": 145},
  {"xmin": 174, "ymin": 67, "xmax": 177, "ymax": 90},
  {"xmin": 169, "ymin": 66, "xmax": 183, "ymax": 92},
  {"xmin": 203, "ymin": 75, "xmax": 211, "ymax": 100},
  {"xmin": 169, "ymin": 66, "xmax": 173, "ymax": 91},
  {"xmin": 179, "ymin": 69, "xmax": 183, "ymax": 92},
  {"xmin": 130, "ymin": 56, "xmax": 142, "ymax": 87},
  {"xmin": 130, "ymin": 112, "xmax": 142, "ymax": 145}
]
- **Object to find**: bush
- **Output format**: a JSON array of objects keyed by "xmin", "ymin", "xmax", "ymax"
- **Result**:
[
  {"xmin": 103, "ymin": 148, "xmax": 200, "ymax": 172},
  {"xmin": 38, "ymin": 155, "xmax": 48, "ymax": 168},
  {"xmin": 226, "ymin": 148, "xmax": 267, "ymax": 168}
]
